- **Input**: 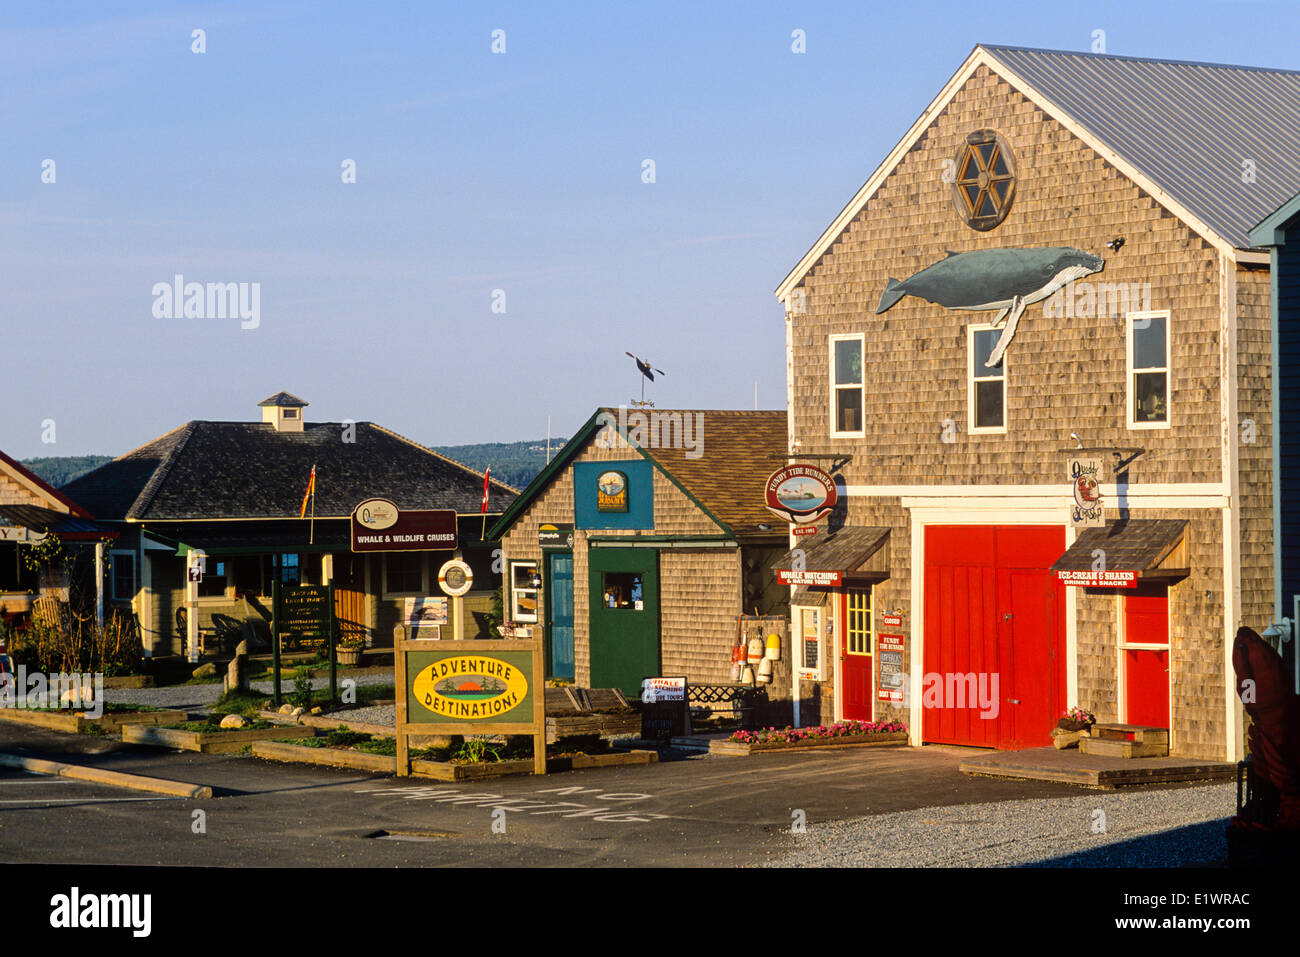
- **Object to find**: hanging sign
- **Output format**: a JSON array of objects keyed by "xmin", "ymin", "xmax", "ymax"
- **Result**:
[
  {"xmin": 1056, "ymin": 569, "xmax": 1139, "ymax": 588},
  {"xmin": 776, "ymin": 569, "xmax": 842, "ymax": 587},
  {"xmin": 351, "ymin": 499, "xmax": 457, "ymax": 552},
  {"xmin": 765, "ymin": 465, "xmax": 837, "ymax": 525},
  {"xmin": 1068, "ymin": 456, "xmax": 1105, "ymax": 528},
  {"xmin": 0, "ymin": 527, "xmax": 46, "ymax": 543}
]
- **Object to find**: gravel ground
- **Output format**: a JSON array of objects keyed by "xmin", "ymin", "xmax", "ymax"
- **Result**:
[
  {"xmin": 321, "ymin": 703, "xmax": 395, "ymax": 727},
  {"xmin": 767, "ymin": 782, "xmax": 1235, "ymax": 867},
  {"xmin": 102, "ymin": 673, "xmax": 394, "ymax": 712}
]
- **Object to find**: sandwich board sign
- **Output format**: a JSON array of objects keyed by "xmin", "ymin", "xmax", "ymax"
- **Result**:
[{"xmin": 395, "ymin": 638, "xmax": 546, "ymax": 777}]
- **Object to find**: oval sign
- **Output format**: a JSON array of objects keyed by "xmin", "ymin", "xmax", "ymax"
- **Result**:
[
  {"xmin": 354, "ymin": 498, "xmax": 399, "ymax": 531},
  {"xmin": 438, "ymin": 558, "xmax": 474, "ymax": 597},
  {"xmin": 411, "ymin": 656, "xmax": 528, "ymax": 719},
  {"xmin": 765, "ymin": 465, "xmax": 838, "ymax": 525}
]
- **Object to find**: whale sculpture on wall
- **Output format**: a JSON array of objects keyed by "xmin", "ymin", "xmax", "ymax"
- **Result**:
[{"xmin": 875, "ymin": 246, "xmax": 1105, "ymax": 367}]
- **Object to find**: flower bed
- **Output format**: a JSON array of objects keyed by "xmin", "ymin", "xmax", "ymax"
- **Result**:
[{"xmin": 712, "ymin": 720, "xmax": 908, "ymax": 755}]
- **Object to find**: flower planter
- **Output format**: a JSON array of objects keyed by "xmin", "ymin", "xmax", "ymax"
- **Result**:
[
  {"xmin": 409, "ymin": 757, "xmax": 535, "ymax": 781},
  {"xmin": 123, "ymin": 723, "xmax": 316, "ymax": 753},
  {"xmin": 337, "ymin": 647, "xmax": 365, "ymax": 667},
  {"xmin": 711, "ymin": 730, "xmax": 909, "ymax": 756}
]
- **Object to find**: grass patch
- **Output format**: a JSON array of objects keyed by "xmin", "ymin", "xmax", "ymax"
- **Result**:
[
  {"xmin": 212, "ymin": 688, "xmax": 272, "ymax": 718},
  {"xmin": 274, "ymin": 725, "xmax": 397, "ymax": 755},
  {"xmin": 165, "ymin": 718, "xmax": 276, "ymax": 733}
]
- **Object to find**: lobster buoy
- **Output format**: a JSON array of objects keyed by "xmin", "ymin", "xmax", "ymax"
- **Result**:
[
  {"xmin": 765, "ymin": 633, "xmax": 781, "ymax": 661},
  {"xmin": 740, "ymin": 663, "xmax": 755, "ymax": 686},
  {"xmin": 756, "ymin": 656, "xmax": 774, "ymax": 684},
  {"xmin": 747, "ymin": 636, "xmax": 764, "ymax": 665}
]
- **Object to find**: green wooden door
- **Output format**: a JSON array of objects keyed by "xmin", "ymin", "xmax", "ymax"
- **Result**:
[{"xmin": 588, "ymin": 548, "xmax": 659, "ymax": 697}]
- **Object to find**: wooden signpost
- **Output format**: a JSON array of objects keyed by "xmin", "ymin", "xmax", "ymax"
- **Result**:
[
  {"xmin": 395, "ymin": 637, "xmax": 546, "ymax": 777},
  {"xmin": 271, "ymin": 581, "xmax": 337, "ymax": 707}
]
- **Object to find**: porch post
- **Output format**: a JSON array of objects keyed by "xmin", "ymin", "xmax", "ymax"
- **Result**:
[{"xmin": 94, "ymin": 541, "xmax": 105, "ymax": 630}]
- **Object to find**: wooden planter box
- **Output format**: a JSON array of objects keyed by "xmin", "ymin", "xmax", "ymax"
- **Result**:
[
  {"xmin": 250, "ymin": 740, "xmax": 396, "ymax": 772},
  {"xmin": 546, "ymin": 750, "xmax": 658, "ymax": 772},
  {"xmin": 0, "ymin": 708, "xmax": 187, "ymax": 735},
  {"xmin": 409, "ymin": 758, "xmax": 535, "ymax": 782},
  {"xmin": 709, "ymin": 731, "xmax": 909, "ymax": 756},
  {"xmin": 546, "ymin": 712, "xmax": 642, "ymax": 744},
  {"xmin": 122, "ymin": 723, "xmax": 316, "ymax": 753}
]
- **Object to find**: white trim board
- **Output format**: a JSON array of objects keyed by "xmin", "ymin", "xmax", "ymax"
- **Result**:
[{"xmin": 774, "ymin": 45, "xmax": 1251, "ymax": 304}]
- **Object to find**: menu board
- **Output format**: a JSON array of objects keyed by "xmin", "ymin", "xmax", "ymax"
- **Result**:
[
  {"xmin": 877, "ymin": 633, "xmax": 905, "ymax": 703},
  {"xmin": 278, "ymin": 583, "xmax": 332, "ymax": 650}
]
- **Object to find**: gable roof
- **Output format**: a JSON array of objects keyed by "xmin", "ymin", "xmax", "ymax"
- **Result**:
[
  {"xmin": 487, "ymin": 408, "xmax": 788, "ymax": 541},
  {"xmin": 1249, "ymin": 189, "xmax": 1300, "ymax": 247},
  {"xmin": 776, "ymin": 44, "xmax": 1300, "ymax": 301},
  {"xmin": 0, "ymin": 448, "xmax": 95, "ymax": 528},
  {"xmin": 62, "ymin": 421, "xmax": 517, "ymax": 522}
]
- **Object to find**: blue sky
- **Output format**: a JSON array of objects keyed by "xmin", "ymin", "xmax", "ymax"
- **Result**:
[{"xmin": 3, "ymin": 0, "xmax": 1296, "ymax": 458}]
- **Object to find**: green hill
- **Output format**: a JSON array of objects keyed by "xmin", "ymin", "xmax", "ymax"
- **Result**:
[
  {"xmin": 433, "ymin": 438, "xmax": 570, "ymax": 491},
  {"xmin": 19, "ymin": 455, "xmax": 115, "ymax": 488}
]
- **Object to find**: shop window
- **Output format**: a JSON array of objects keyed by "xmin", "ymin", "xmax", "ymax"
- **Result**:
[
  {"xmin": 511, "ymin": 562, "xmax": 540, "ymax": 622},
  {"xmin": 1128, "ymin": 312, "xmax": 1170, "ymax": 429},
  {"xmin": 830, "ymin": 334, "xmax": 864, "ymax": 436},
  {"xmin": 274, "ymin": 553, "xmax": 301, "ymax": 585},
  {"xmin": 383, "ymin": 553, "xmax": 425, "ymax": 597},
  {"xmin": 231, "ymin": 556, "xmax": 263, "ymax": 598},
  {"xmin": 968, "ymin": 324, "xmax": 1006, "ymax": 433},
  {"xmin": 0, "ymin": 542, "xmax": 39, "ymax": 593},
  {"xmin": 110, "ymin": 552, "xmax": 136, "ymax": 602},
  {"xmin": 846, "ymin": 587, "xmax": 873, "ymax": 655},
  {"xmin": 601, "ymin": 572, "xmax": 643, "ymax": 610},
  {"xmin": 795, "ymin": 606, "xmax": 824, "ymax": 681},
  {"xmin": 197, "ymin": 560, "xmax": 229, "ymax": 598}
]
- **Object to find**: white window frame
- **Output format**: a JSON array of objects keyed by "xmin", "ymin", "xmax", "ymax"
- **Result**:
[
  {"xmin": 1126, "ymin": 310, "xmax": 1172, "ymax": 431},
  {"xmin": 110, "ymin": 551, "xmax": 136, "ymax": 602},
  {"xmin": 510, "ymin": 560, "xmax": 539, "ymax": 623},
  {"xmin": 829, "ymin": 334, "xmax": 865, "ymax": 439},
  {"xmin": 382, "ymin": 553, "xmax": 427, "ymax": 598},
  {"xmin": 195, "ymin": 557, "xmax": 232, "ymax": 602},
  {"xmin": 968, "ymin": 323, "xmax": 1007, "ymax": 435},
  {"xmin": 794, "ymin": 604, "xmax": 825, "ymax": 681}
]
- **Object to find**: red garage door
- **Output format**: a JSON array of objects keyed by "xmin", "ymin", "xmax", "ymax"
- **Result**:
[{"xmin": 924, "ymin": 525, "xmax": 1066, "ymax": 750}]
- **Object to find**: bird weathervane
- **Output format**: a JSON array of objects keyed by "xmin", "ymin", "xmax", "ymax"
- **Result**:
[{"xmin": 625, "ymin": 352, "xmax": 665, "ymax": 408}]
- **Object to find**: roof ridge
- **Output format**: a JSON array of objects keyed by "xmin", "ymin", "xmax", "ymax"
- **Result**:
[
  {"xmin": 979, "ymin": 42, "xmax": 1300, "ymax": 76},
  {"xmin": 367, "ymin": 423, "xmax": 520, "ymax": 495},
  {"xmin": 128, "ymin": 421, "xmax": 198, "ymax": 520}
]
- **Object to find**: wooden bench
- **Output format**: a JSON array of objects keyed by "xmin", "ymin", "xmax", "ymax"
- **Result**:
[{"xmin": 1079, "ymin": 723, "xmax": 1169, "ymax": 758}]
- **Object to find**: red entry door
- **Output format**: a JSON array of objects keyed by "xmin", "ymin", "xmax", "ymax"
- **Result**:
[
  {"xmin": 840, "ymin": 588, "xmax": 873, "ymax": 721},
  {"xmin": 924, "ymin": 525, "xmax": 1066, "ymax": 749},
  {"xmin": 1123, "ymin": 583, "xmax": 1170, "ymax": 728}
]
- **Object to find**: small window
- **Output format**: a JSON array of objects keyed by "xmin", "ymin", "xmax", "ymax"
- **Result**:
[
  {"xmin": 383, "ymin": 553, "xmax": 424, "ymax": 596},
  {"xmin": 111, "ymin": 552, "xmax": 136, "ymax": 602},
  {"xmin": 830, "ymin": 335, "xmax": 864, "ymax": 436},
  {"xmin": 795, "ymin": 605, "xmax": 824, "ymax": 681},
  {"xmin": 511, "ymin": 562, "xmax": 539, "ymax": 622},
  {"xmin": 601, "ymin": 572, "xmax": 643, "ymax": 610},
  {"xmin": 1128, "ymin": 311, "xmax": 1170, "ymax": 429},
  {"xmin": 846, "ymin": 588, "xmax": 873, "ymax": 656},
  {"xmin": 197, "ymin": 559, "xmax": 228, "ymax": 598},
  {"xmin": 969, "ymin": 325, "xmax": 1006, "ymax": 433},
  {"xmin": 283, "ymin": 408, "xmax": 299, "ymax": 419}
]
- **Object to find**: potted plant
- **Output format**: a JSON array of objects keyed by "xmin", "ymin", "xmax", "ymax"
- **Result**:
[
  {"xmin": 1057, "ymin": 706, "xmax": 1096, "ymax": 732},
  {"xmin": 336, "ymin": 634, "xmax": 366, "ymax": 667}
]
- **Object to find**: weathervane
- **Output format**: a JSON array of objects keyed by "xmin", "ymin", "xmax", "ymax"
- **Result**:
[{"xmin": 625, "ymin": 352, "xmax": 665, "ymax": 408}]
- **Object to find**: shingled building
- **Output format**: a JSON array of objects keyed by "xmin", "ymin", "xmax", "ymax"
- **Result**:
[{"xmin": 62, "ymin": 393, "xmax": 517, "ymax": 656}]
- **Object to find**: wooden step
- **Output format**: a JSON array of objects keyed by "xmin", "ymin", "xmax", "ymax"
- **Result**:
[{"xmin": 1079, "ymin": 735, "xmax": 1169, "ymax": 758}]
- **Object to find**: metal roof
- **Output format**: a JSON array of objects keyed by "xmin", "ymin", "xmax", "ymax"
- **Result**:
[{"xmin": 983, "ymin": 45, "xmax": 1300, "ymax": 250}]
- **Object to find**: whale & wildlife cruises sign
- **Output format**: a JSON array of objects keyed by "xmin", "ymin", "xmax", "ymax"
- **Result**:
[{"xmin": 350, "ymin": 498, "xmax": 458, "ymax": 552}]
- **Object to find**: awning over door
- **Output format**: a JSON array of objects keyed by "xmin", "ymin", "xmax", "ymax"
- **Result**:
[
  {"xmin": 1050, "ymin": 519, "xmax": 1188, "ymax": 587},
  {"xmin": 772, "ymin": 525, "xmax": 890, "ymax": 587}
]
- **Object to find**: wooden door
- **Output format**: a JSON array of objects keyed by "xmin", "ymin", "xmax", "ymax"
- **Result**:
[
  {"xmin": 840, "ymin": 587, "xmax": 873, "ymax": 720},
  {"xmin": 588, "ymin": 548, "xmax": 659, "ymax": 696},
  {"xmin": 1123, "ymin": 583, "xmax": 1170, "ymax": 728},
  {"xmin": 546, "ymin": 551, "xmax": 575, "ymax": 680},
  {"xmin": 331, "ymin": 553, "xmax": 367, "ymax": 644}
]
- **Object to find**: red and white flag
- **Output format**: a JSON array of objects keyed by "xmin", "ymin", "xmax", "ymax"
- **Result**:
[{"xmin": 481, "ymin": 467, "xmax": 491, "ymax": 513}]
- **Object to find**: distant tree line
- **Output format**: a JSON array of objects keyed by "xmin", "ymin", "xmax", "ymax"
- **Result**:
[{"xmin": 20, "ymin": 456, "xmax": 114, "ymax": 488}]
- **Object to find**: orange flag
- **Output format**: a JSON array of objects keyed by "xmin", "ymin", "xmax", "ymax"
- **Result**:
[{"xmin": 299, "ymin": 465, "xmax": 316, "ymax": 518}]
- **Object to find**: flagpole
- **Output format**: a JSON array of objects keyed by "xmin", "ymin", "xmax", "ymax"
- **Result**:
[{"xmin": 310, "ymin": 463, "xmax": 316, "ymax": 546}]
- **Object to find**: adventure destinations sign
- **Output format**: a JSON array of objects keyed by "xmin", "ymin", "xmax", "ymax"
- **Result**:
[{"xmin": 411, "ymin": 654, "xmax": 530, "ymax": 720}]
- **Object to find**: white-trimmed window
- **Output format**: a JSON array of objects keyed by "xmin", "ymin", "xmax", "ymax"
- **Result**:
[
  {"xmin": 1128, "ymin": 311, "xmax": 1170, "ymax": 429},
  {"xmin": 110, "ymin": 551, "xmax": 136, "ymax": 602},
  {"xmin": 383, "ymin": 553, "xmax": 425, "ymax": 597},
  {"xmin": 510, "ymin": 561, "xmax": 539, "ymax": 622},
  {"xmin": 829, "ymin": 334, "xmax": 864, "ymax": 437},
  {"xmin": 197, "ymin": 559, "xmax": 230, "ymax": 599},
  {"xmin": 968, "ymin": 324, "xmax": 1006, "ymax": 434},
  {"xmin": 794, "ymin": 605, "xmax": 825, "ymax": 681}
]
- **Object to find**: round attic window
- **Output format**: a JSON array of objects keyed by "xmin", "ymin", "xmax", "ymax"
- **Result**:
[{"xmin": 951, "ymin": 130, "xmax": 1016, "ymax": 231}]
